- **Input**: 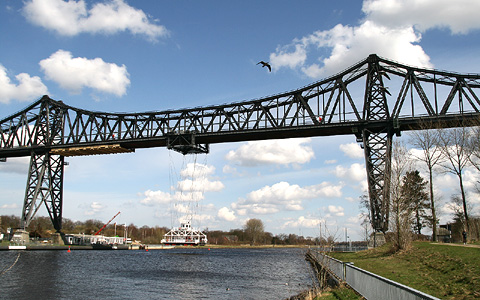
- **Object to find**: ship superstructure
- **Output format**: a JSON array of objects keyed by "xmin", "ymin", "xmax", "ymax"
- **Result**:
[{"xmin": 161, "ymin": 221, "xmax": 207, "ymax": 246}]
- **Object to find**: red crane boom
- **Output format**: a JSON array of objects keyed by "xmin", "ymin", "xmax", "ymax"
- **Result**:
[{"xmin": 94, "ymin": 211, "xmax": 121, "ymax": 235}]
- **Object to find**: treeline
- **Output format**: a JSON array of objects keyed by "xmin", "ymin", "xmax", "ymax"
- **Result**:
[
  {"xmin": 0, "ymin": 215, "xmax": 170, "ymax": 244},
  {"xmin": 1, "ymin": 215, "xmax": 327, "ymax": 245}
]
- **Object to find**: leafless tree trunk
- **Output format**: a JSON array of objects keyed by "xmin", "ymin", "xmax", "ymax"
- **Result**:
[
  {"xmin": 389, "ymin": 141, "xmax": 414, "ymax": 251},
  {"xmin": 359, "ymin": 194, "xmax": 373, "ymax": 242},
  {"xmin": 466, "ymin": 124, "xmax": 480, "ymax": 195},
  {"xmin": 408, "ymin": 123, "xmax": 443, "ymax": 241},
  {"xmin": 437, "ymin": 126, "xmax": 472, "ymax": 233}
]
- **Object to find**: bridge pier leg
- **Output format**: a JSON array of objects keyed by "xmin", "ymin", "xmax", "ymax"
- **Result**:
[
  {"xmin": 362, "ymin": 54, "xmax": 394, "ymax": 235},
  {"xmin": 362, "ymin": 129, "xmax": 392, "ymax": 233},
  {"xmin": 21, "ymin": 152, "xmax": 64, "ymax": 233}
]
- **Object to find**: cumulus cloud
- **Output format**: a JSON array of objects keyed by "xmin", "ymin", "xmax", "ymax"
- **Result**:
[
  {"xmin": 180, "ymin": 163, "xmax": 215, "ymax": 178},
  {"xmin": 339, "ymin": 143, "xmax": 364, "ymax": 159},
  {"xmin": 282, "ymin": 216, "xmax": 321, "ymax": 229},
  {"xmin": 23, "ymin": 0, "xmax": 169, "ymax": 41},
  {"xmin": 326, "ymin": 205, "xmax": 345, "ymax": 217},
  {"xmin": 363, "ymin": 0, "xmax": 480, "ymax": 34},
  {"xmin": 39, "ymin": 50, "xmax": 130, "ymax": 96},
  {"xmin": 218, "ymin": 207, "xmax": 236, "ymax": 221},
  {"xmin": 270, "ymin": 0, "xmax": 480, "ymax": 78},
  {"xmin": 140, "ymin": 189, "xmax": 171, "ymax": 206},
  {"xmin": 0, "ymin": 64, "xmax": 48, "ymax": 103},
  {"xmin": 334, "ymin": 163, "xmax": 366, "ymax": 182},
  {"xmin": 140, "ymin": 163, "xmax": 224, "ymax": 206},
  {"xmin": 231, "ymin": 181, "xmax": 343, "ymax": 215},
  {"xmin": 177, "ymin": 163, "xmax": 224, "ymax": 192},
  {"xmin": 225, "ymin": 138, "xmax": 314, "ymax": 167},
  {"xmin": 270, "ymin": 21, "xmax": 430, "ymax": 78}
]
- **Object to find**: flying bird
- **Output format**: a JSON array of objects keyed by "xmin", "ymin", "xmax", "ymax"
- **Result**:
[{"xmin": 257, "ymin": 61, "xmax": 271, "ymax": 72}]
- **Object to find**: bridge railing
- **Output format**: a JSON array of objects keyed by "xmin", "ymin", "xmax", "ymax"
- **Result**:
[{"xmin": 310, "ymin": 250, "xmax": 440, "ymax": 300}]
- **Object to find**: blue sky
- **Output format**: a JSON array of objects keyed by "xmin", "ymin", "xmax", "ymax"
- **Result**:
[{"xmin": 1, "ymin": 0, "xmax": 480, "ymax": 241}]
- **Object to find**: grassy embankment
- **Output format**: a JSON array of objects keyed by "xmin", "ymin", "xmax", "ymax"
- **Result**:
[{"xmin": 327, "ymin": 242, "xmax": 480, "ymax": 300}]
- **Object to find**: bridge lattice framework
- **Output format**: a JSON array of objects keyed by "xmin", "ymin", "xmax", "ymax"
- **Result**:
[{"xmin": 1, "ymin": 54, "xmax": 480, "ymax": 234}]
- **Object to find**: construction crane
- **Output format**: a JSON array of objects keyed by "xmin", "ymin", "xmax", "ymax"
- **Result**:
[{"xmin": 94, "ymin": 211, "xmax": 121, "ymax": 236}]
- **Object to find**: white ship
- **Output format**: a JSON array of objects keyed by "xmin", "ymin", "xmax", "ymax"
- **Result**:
[{"xmin": 161, "ymin": 221, "xmax": 207, "ymax": 246}]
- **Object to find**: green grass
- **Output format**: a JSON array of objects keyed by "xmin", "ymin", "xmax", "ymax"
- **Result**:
[
  {"xmin": 315, "ymin": 286, "xmax": 363, "ymax": 300},
  {"xmin": 329, "ymin": 242, "xmax": 480, "ymax": 300}
]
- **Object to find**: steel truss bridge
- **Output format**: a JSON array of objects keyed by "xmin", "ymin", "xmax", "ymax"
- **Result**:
[{"xmin": 1, "ymin": 54, "xmax": 480, "ymax": 235}]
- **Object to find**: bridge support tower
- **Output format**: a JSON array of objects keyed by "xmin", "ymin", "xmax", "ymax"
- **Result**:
[{"xmin": 361, "ymin": 54, "xmax": 393, "ymax": 234}]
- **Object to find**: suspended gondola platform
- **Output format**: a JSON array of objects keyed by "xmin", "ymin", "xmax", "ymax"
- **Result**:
[{"xmin": 161, "ymin": 221, "xmax": 208, "ymax": 246}]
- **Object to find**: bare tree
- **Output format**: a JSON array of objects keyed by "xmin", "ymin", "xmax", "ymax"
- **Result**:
[
  {"xmin": 244, "ymin": 218, "xmax": 265, "ymax": 245},
  {"xmin": 466, "ymin": 124, "xmax": 480, "ymax": 195},
  {"xmin": 389, "ymin": 141, "xmax": 414, "ymax": 251},
  {"xmin": 437, "ymin": 127, "xmax": 472, "ymax": 232},
  {"xmin": 409, "ymin": 125, "xmax": 443, "ymax": 241}
]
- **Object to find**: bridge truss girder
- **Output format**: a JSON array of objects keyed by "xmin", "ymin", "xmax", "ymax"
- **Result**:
[{"xmin": 2, "ymin": 54, "xmax": 480, "ymax": 235}]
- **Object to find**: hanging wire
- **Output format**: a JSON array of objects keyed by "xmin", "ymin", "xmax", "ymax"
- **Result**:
[
  {"xmin": 197, "ymin": 153, "xmax": 209, "ymax": 230},
  {"xmin": 167, "ymin": 151, "xmax": 209, "ymax": 230},
  {"xmin": 168, "ymin": 150, "xmax": 182, "ymax": 228},
  {"xmin": 0, "ymin": 252, "xmax": 21, "ymax": 276}
]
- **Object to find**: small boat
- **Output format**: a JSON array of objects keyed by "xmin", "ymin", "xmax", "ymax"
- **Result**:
[
  {"xmin": 92, "ymin": 242, "xmax": 114, "ymax": 250},
  {"xmin": 161, "ymin": 221, "xmax": 208, "ymax": 246},
  {"xmin": 91, "ymin": 242, "xmax": 129, "ymax": 250}
]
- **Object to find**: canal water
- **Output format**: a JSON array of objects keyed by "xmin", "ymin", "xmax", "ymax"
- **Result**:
[{"xmin": 0, "ymin": 247, "xmax": 313, "ymax": 299}]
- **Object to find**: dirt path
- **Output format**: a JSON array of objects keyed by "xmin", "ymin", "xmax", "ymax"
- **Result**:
[{"xmin": 430, "ymin": 242, "xmax": 480, "ymax": 248}]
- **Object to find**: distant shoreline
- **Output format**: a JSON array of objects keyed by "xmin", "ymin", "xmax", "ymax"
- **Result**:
[{"xmin": 0, "ymin": 243, "xmax": 311, "ymax": 251}]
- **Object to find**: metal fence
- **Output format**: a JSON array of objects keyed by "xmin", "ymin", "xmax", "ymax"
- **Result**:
[{"xmin": 312, "ymin": 251, "xmax": 440, "ymax": 300}]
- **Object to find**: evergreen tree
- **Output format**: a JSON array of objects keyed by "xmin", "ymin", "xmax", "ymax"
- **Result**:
[{"xmin": 400, "ymin": 170, "xmax": 429, "ymax": 234}]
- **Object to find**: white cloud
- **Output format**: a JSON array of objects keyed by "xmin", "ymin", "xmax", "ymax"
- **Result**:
[
  {"xmin": 177, "ymin": 163, "xmax": 224, "ymax": 192},
  {"xmin": 326, "ymin": 205, "xmax": 345, "ymax": 217},
  {"xmin": 282, "ymin": 216, "xmax": 321, "ymax": 229},
  {"xmin": 270, "ymin": 44, "xmax": 307, "ymax": 71},
  {"xmin": 231, "ymin": 181, "xmax": 343, "ymax": 215},
  {"xmin": 23, "ymin": 0, "xmax": 168, "ymax": 41},
  {"xmin": 1, "ymin": 203, "xmax": 19, "ymax": 209},
  {"xmin": 140, "ymin": 189, "xmax": 171, "ymax": 206},
  {"xmin": 271, "ymin": 21, "xmax": 431, "ymax": 78},
  {"xmin": 339, "ymin": 143, "xmax": 364, "ymax": 159},
  {"xmin": 84, "ymin": 201, "xmax": 105, "ymax": 215},
  {"xmin": 0, "ymin": 64, "xmax": 48, "ymax": 103},
  {"xmin": 180, "ymin": 163, "xmax": 215, "ymax": 178},
  {"xmin": 363, "ymin": 0, "xmax": 480, "ymax": 34},
  {"xmin": 140, "ymin": 163, "xmax": 224, "ymax": 207},
  {"xmin": 177, "ymin": 178, "xmax": 224, "ymax": 193},
  {"xmin": 334, "ymin": 163, "xmax": 366, "ymax": 182},
  {"xmin": 269, "ymin": 0, "xmax": 480, "ymax": 78},
  {"xmin": 225, "ymin": 138, "xmax": 314, "ymax": 167},
  {"xmin": 218, "ymin": 207, "xmax": 236, "ymax": 221},
  {"xmin": 39, "ymin": 50, "xmax": 130, "ymax": 96}
]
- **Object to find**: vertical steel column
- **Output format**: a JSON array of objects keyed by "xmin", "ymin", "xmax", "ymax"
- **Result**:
[
  {"xmin": 362, "ymin": 55, "xmax": 393, "ymax": 233},
  {"xmin": 21, "ymin": 98, "xmax": 65, "ymax": 232},
  {"xmin": 22, "ymin": 153, "xmax": 64, "ymax": 231}
]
